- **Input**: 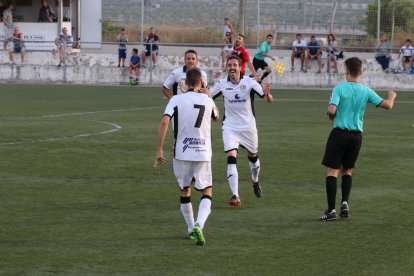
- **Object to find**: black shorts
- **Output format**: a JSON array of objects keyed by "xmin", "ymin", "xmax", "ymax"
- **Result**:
[
  {"xmin": 118, "ymin": 49, "xmax": 126, "ymax": 59},
  {"xmin": 293, "ymin": 52, "xmax": 304, "ymax": 58},
  {"xmin": 322, "ymin": 128, "xmax": 362, "ymax": 170},
  {"xmin": 403, "ymin": 56, "xmax": 412, "ymax": 62},
  {"xmin": 253, "ymin": 57, "xmax": 269, "ymax": 70}
]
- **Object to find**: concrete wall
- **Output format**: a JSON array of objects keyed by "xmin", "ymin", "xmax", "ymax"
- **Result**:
[{"xmin": 0, "ymin": 50, "xmax": 413, "ymax": 89}]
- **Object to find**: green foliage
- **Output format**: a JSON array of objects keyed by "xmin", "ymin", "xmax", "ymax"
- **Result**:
[
  {"xmin": 366, "ymin": 0, "xmax": 414, "ymax": 37},
  {"xmin": 102, "ymin": 20, "xmax": 122, "ymax": 42}
]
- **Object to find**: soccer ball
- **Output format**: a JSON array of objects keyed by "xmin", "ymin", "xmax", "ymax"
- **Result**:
[{"xmin": 130, "ymin": 79, "xmax": 137, "ymax": 86}]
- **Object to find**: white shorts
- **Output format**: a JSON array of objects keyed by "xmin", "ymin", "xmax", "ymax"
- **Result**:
[
  {"xmin": 223, "ymin": 128, "xmax": 258, "ymax": 154},
  {"xmin": 173, "ymin": 159, "xmax": 212, "ymax": 191}
]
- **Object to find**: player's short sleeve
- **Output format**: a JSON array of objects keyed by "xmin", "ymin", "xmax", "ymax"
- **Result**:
[
  {"xmin": 251, "ymin": 79, "xmax": 264, "ymax": 98},
  {"xmin": 211, "ymin": 81, "xmax": 223, "ymax": 99},
  {"xmin": 241, "ymin": 49, "xmax": 250, "ymax": 62},
  {"xmin": 201, "ymin": 70, "xmax": 208, "ymax": 87},
  {"xmin": 163, "ymin": 97, "xmax": 177, "ymax": 118},
  {"xmin": 209, "ymin": 98, "xmax": 219, "ymax": 119},
  {"xmin": 367, "ymin": 88, "xmax": 383, "ymax": 107},
  {"xmin": 259, "ymin": 42, "xmax": 267, "ymax": 53},
  {"xmin": 163, "ymin": 70, "xmax": 177, "ymax": 90},
  {"xmin": 329, "ymin": 87, "xmax": 341, "ymax": 106}
]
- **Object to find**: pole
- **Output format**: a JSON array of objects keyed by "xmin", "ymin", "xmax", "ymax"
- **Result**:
[
  {"xmin": 391, "ymin": 0, "xmax": 395, "ymax": 47},
  {"xmin": 377, "ymin": 0, "xmax": 381, "ymax": 41},
  {"xmin": 256, "ymin": 0, "xmax": 260, "ymax": 45},
  {"xmin": 141, "ymin": 0, "xmax": 144, "ymax": 43}
]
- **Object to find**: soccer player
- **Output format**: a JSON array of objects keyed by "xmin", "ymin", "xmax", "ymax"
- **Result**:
[
  {"xmin": 320, "ymin": 57, "xmax": 397, "ymax": 221},
  {"xmin": 214, "ymin": 34, "xmax": 260, "ymax": 81},
  {"xmin": 128, "ymin": 48, "xmax": 140, "ymax": 85},
  {"xmin": 253, "ymin": 34, "xmax": 276, "ymax": 83},
  {"xmin": 211, "ymin": 56, "xmax": 273, "ymax": 207},
  {"xmin": 162, "ymin": 49, "xmax": 208, "ymax": 99},
  {"xmin": 155, "ymin": 68, "xmax": 219, "ymax": 246}
]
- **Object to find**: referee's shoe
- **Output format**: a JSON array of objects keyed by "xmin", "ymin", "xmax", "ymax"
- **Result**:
[{"xmin": 320, "ymin": 209, "xmax": 337, "ymax": 221}]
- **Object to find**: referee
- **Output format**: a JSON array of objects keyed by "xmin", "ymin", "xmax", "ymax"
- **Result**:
[{"xmin": 320, "ymin": 57, "xmax": 397, "ymax": 221}]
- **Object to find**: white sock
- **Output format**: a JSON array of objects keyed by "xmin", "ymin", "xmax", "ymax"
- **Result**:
[
  {"xmin": 195, "ymin": 197, "xmax": 212, "ymax": 229},
  {"xmin": 227, "ymin": 164, "xmax": 239, "ymax": 196},
  {"xmin": 180, "ymin": 203, "xmax": 194, "ymax": 234},
  {"xmin": 249, "ymin": 158, "xmax": 261, "ymax": 183}
]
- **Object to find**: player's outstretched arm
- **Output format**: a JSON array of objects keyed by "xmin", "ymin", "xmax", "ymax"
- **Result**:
[
  {"xmin": 155, "ymin": 116, "xmax": 170, "ymax": 167},
  {"xmin": 378, "ymin": 90, "xmax": 397, "ymax": 110}
]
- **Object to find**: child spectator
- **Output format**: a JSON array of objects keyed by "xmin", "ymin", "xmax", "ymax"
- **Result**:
[
  {"xmin": 397, "ymin": 39, "xmax": 414, "ymax": 72},
  {"xmin": 116, "ymin": 28, "xmax": 128, "ymax": 68},
  {"xmin": 129, "ymin": 48, "xmax": 140, "ymax": 85},
  {"xmin": 141, "ymin": 27, "xmax": 159, "ymax": 68},
  {"xmin": 327, "ymin": 34, "xmax": 339, "ymax": 73},
  {"xmin": 223, "ymin": 17, "xmax": 233, "ymax": 37},
  {"xmin": 55, "ymin": 27, "xmax": 73, "ymax": 68},
  {"xmin": 221, "ymin": 32, "xmax": 233, "ymax": 68},
  {"xmin": 8, "ymin": 26, "xmax": 25, "ymax": 66},
  {"xmin": 38, "ymin": 0, "xmax": 56, "ymax": 22}
]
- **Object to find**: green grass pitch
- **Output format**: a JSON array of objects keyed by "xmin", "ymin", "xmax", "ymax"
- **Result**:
[{"xmin": 0, "ymin": 84, "xmax": 413, "ymax": 274}]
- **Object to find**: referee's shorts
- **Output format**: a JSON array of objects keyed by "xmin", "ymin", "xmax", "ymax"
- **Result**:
[{"xmin": 322, "ymin": 128, "xmax": 362, "ymax": 170}]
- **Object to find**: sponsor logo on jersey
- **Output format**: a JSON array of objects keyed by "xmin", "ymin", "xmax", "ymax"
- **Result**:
[{"xmin": 182, "ymin": 138, "xmax": 206, "ymax": 152}]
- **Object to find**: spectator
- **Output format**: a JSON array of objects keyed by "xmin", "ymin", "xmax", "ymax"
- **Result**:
[
  {"xmin": 304, "ymin": 35, "xmax": 322, "ymax": 73},
  {"xmin": 141, "ymin": 27, "xmax": 160, "ymax": 68},
  {"xmin": 327, "ymin": 33, "xmax": 339, "ymax": 73},
  {"xmin": 253, "ymin": 34, "xmax": 276, "ymax": 82},
  {"xmin": 116, "ymin": 28, "xmax": 128, "ymax": 68},
  {"xmin": 291, "ymin": 33, "xmax": 307, "ymax": 72},
  {"xmin": 8, "ymin": 26, "xmax": 25, "ymax": 66},
  {"xmin": 375, "ymin": 34, "xmax": 391, "ymax": 72},
  {"xmin": 221, "ymin": 32, "xmax": 233, "ymax": 68},
  {"xmin": 38, "ymin": 0, "xmax": 56, "ymax": 22},
  {"xmin": 129, "ymin": 48, "xmax": 140, "ymax": 85},
  {"xmin": 55, "ymin": 27, "xmax": 73, "ymax": 68},
  {"xmin": 223, "ymin": 17, "xmax": 233, "ymax": 37},
  {"xmin": 2, "ymin": 2, "xmax": 13, "ymax": 50},
  {"xmin": 397, "ymin": 39, "xmax": 414, "ymax": 72}
]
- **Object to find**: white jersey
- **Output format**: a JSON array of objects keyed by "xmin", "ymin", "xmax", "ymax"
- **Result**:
[
  {"xmin": 400, "ymin": 45, "xmax": 414, "ymax": 57},
  {"xmin": 163, "ymin": 66, "xmax": 208, "ymax": 96},
  {"xmin": 163, "ymin": 91, "xmax": 218, "ymax": 161},
  {"xmin": 212, "ymin": 76, "xmax": 264, "ymax": 131},
  {"xmin": 292, "ymin": 40, "xmax": 307, "ymax": 53}
]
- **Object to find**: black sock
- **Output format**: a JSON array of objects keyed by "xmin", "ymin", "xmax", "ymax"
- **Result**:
[
  {"xmin": 341, "ymin": 174, "xmax": 352, "ymax": 203},
  {"xmin": 326, "ymin": 176, "xmax": 337, "ymax": 212},
  {"xmin": 261, "ymin": 72, "xmax": 270, "ymax": 81}
]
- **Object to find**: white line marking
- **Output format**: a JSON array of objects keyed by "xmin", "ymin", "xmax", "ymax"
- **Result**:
[
  {"xmin": 1, "ymin": 106, "xmax": 159, "ymax": 121},
  {"xmin": 0, "ymin": 120, "xmax": 122, "ymax": 146}
]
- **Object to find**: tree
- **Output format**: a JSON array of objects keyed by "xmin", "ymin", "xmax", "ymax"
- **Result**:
[{"xmin": 366, "ymin": 0, "xmax": 414, "ymax": 37}]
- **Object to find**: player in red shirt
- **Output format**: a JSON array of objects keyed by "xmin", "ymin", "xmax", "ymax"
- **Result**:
[{"xmin": 215, "ymin": 34, "xmax": 260, "ymax": 81}]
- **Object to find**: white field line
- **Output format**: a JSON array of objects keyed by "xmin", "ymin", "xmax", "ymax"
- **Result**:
[
  {"xmin": 0, "ymin": 106, "xmax": 159, "ymax": 121},
  {"xmin": 0, "ymin": 120, "xmax": 122, "ymax": 146}
]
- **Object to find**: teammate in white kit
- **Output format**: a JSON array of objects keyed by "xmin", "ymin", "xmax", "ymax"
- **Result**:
[
  {"xmin": 211, "ymin": 56, "xmax": 273, "ymax": 207},
  {"xmin": 162, "ymin": 49, "xmax": 208, "ymax": 99},
  {"xmin": 156, "ymin": 68, "xmax": 219, "ymax": 245}
]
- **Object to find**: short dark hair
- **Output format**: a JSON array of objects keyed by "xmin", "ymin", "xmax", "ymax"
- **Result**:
[
  {"xmin": 406, "ymin": 39, "xmax": 412, "ymax": 43},
  {"xmin": 132, "ymin": 48, "xmax": 138, "ymax": 55},
  {"xmin": 185, "ymin": 49, "xmax": 198, "ymax": 58},
  {"xmin": 345, "ymin": 57, "xmax": 362, "ymax": 77},
  {"xmin": 237, "ymin": 34, "xmax": 246, "ymax": 40},
  {"xmin": 227, "ymin": 55, "xmax": 242, "ymax": 66},
  {"xmin": 296, "ymin": 33, "xmax": 302, "ymax": 37},
  {"xmin": 120, "ymin": 28, "xmax": 125, "ymax": 32},
  {"xmin": 266, "ymin": 34, "xmax": 273, "ymax": 39},
  {"xmin": 310, "ymin": 35, "xmax": 316, "ymax": 38},
  {"xmin": 185, "ymin": 68, "xmax": 202, "ymax": 88}
]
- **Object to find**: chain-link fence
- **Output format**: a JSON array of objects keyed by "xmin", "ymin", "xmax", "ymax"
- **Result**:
[{"xmin": 102, "ymin": 0, "xmax": 414, "ymax": 49}]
